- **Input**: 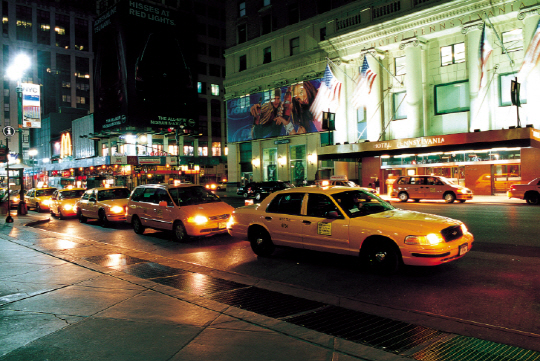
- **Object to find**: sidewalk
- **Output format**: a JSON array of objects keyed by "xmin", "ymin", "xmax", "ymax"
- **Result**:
[{"xmin": 0, "ymin": 213, "xmax": 408, "ymax": 361}]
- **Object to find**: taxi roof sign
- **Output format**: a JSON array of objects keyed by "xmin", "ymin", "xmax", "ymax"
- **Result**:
[{"xmin": 330, "ymin": 175, "xmax": 348, "ymax": 181}]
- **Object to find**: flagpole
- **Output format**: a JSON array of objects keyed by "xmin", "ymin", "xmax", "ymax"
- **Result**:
[
  {"xmin": 325, "ymin": 57, "xmax": 357, "ymax": 83},
  {"xmin": 484, "ymin": 12, "xmax": 514, "ymax": 67},
  {"xmin": 362, "ymin": 50, "xmax": 404, "ymax": 86}
]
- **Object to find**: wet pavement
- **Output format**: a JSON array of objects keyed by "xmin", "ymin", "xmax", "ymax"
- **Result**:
[{"xmin": 1, "ymin": 198, "xmax": 539, "ymax": 361}]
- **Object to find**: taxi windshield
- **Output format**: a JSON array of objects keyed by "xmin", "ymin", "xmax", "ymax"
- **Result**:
[
  {"xmin": 97, "ymin": 188, "xmax": 131, "ymax": 201},
  {"xmin": 331, "ymin": 190, "xmax": 394, "ymax": 218},
  {"xmin": 60, "ymin": 190, "xmax": 85, "ymax": 199},
  {"xmin": 36, "ymin": 189, "xmax": 56, "ymax": 197},
  {"xmin": 169, "ymin": 186, "xmax": 221, "ymax": 206}
]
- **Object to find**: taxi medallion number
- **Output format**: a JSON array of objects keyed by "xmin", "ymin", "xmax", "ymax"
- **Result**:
[{"xmin": 459, "ymin": 243, "xmax": 468, "ymax": 256}]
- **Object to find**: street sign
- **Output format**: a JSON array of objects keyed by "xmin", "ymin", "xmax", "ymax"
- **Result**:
[{"xmin": 3, "ymin": 126, "xmax": 15, "ymax": 137}]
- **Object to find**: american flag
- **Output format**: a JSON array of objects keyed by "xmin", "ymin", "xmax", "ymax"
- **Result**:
[
  {"xmin": 351, "ymin": 57, "xmax": 377, "ymax": 109},
  {"xmin": 518, "ymin": 19, "xmax": 540, "ymax": 80},
  {"xmin": 309, "ymin": 64, "xmax": 342, "ymax": 129},
  {"xmin": 479, "ymin": 24, "xmax": 493, "ymax": 90}
]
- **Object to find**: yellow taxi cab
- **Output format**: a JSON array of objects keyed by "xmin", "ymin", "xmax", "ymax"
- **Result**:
[
  {"xmin": 126, "ymin": 183, "xmax": 234, "ymax": 242},
  {"xmin": 50, "ymin": 188, "xmax": 86, "ymax": 219},
  {"xmin": 25, "ymin": 187, "xmax": 58, "ymax": 212},
  {"xmin": 76, "ymin": 186, "xmax": 131, "ymax": 227},
  {"xmin": 228, "ymin": 186, "xmax": 474, "ymax": 274}
]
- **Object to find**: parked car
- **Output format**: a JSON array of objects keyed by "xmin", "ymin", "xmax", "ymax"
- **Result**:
[
  {"xmin": 390, "ymin": 175, "xmax": 473, "ymax": 203},
  {"xmin": 6, "ymin": 189, "xmax": 26, "ymax": 209},
  {"xmin": 228, "ymin": 186, "xmax": 473, "ymax": 274},
  {"xmin": 249, "ymin": 181, "xmax": 295, "ymax": 201},
  {"xmin": 237, "ymin": 182, "xmax": 258, "ymax": 198},
  {"xmin": 25, "ymin": 187, "xmax": 58, "ymax": 212},
  {"xmin": 76, "ymin": 186, "xmax": 131, "ymax": 226},
  {"xmin": 50, "ymin": 188, "xmax": 86, "ymax": 219},
  {"xmin": 126, "ymin": 183, "xmax": 234, "ymax": 242},
  {"xmin": 507, "ymin": 177, "xmax": 540, "ymax": 205}
]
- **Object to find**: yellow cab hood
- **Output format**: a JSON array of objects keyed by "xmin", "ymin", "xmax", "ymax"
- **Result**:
[{"xmin": 365, "ymin": 209, "xmax": 460, "ymax": 233}]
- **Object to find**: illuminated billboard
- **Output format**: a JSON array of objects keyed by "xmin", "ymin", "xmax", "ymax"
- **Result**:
[
  {"xmin": 22, "ymin": 83, "xmax": 41, "ymax": 128},
  {"xmin": 93, "ymin": 0, "xmax": 197, "ymax": 132}
]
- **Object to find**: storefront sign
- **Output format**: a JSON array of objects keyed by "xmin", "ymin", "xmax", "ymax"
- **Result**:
[
  {"xmin": 274, "ymin": 139, "xmax": 291, "ymax": 145},
  {"xmin": 138, "ymin": 156, "xmax": 163, "ymax": 165},
  {"xmin": 111, "ymin": 155, "xmax": 128, "ymax": 164}
]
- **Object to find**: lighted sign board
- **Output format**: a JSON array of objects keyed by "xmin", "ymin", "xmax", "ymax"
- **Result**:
[
  {"xmin": 22, "ymin": 83, "xmax": 41, "ymax": 128},
  {"xmin": 93, "ymin": 0, "xmax": 197, "ymax": 132}
]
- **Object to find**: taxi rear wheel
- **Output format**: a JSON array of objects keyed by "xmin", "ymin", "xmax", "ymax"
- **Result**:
[
  {"xmin": 249, "ymin": 228, "xmax": 275, "ymax": 257},
  {"xmin": 398, "ymin": 192, "xmax": 409, "ymax": 202},
  {"xmin": 132, "ymin": 216, "xmax": 145, "ymax": 234},
  {"xmin": 526, "ymin": 192, "xmax": 539, "ymax": 205},
  {"xmin": 360, "ymin": 239, "xmax": 401, "ymax": 275},
  {"xmin": 172, "ymin": 221, "xmax": 189, "ymax": 242}
]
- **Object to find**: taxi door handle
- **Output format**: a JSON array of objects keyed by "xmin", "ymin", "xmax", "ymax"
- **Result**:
[
  {"xmin": 265, "ymin": 216, "xmax": 272, "ymax": 220},
  {"xmin": 303, "ymin": 220, "xmax": 311, "ymax": 225}
]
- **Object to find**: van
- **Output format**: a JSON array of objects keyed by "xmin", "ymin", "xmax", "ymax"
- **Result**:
[
  {"xmin": 390, "ymin": 175, "xmax": 473, "ymax": 203},
  {"xmin": 127, "ymin": 183, "xmax": 234, "ymax": 242}
]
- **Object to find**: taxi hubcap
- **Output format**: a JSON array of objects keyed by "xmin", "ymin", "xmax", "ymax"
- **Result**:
[{"xmin": 374, "ymin": 251, "xmax": 387, "ymax": 262}]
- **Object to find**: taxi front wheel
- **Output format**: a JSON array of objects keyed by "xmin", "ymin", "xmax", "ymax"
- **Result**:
[
  {"xmin": 172, "ymin": 221, "xmax": 189, "ymax": 242},
  {"xmin": 249, "ymin": 228, "xmax": 275, "ymax": 257},
  {"xmin": 360, "ymin": 239, "xmax": 400, "ymax": 275}
]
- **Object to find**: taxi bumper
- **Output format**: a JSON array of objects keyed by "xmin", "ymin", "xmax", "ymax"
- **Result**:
[{"xmin": 401, "ymin": 233, "xmax": 474, "ymax": 266}]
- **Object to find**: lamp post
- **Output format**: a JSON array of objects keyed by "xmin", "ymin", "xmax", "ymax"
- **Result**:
[
  {"xmin": 6, "ymin": 53, "xmax": 31, "ymax": 216},
  {"xmin": 28, "ymin": 149, "xmax": 38, "ymax": 188}
]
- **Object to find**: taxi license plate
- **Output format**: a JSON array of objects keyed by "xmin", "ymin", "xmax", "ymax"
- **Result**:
[
  {"xmin": 218, "ymin": 222, "xmax": 227, "ymax": 229},
  {"xmin": 459, "ymin": 243, "xmax": 468, "ymax": 256}
]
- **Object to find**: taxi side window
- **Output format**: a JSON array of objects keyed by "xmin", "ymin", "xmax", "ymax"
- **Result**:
[
  {"xmin": 266, "ymin": 193, "xmax": 304, "ymax": 215},
  {"xmin": 397, "ymin": 177, "xmax": 409, "ymax": 185},
  {"xmin": 130, "ymin": 187, "xmax": 146, "ymax": 202},
  {"xmin": 155, "ymin": 189, "xmax": 173, "ymax": 206},
  {"xmin": 140, "ymin": 188, "xmax": 157, "ymax": 203},
  {"xmin": 51, "ymin": 191, "xmax": 58, "ymax": 201},
  {"xmin": 306, "ymin": 193, "xmax": 343, "ymax": 218},
  {"xmin": 81, "ymin": 191, "xmax": 91, "ymax": 201}
]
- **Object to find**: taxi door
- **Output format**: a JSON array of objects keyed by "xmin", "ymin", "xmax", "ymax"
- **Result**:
[
  {"xmin": 262, "ymin": 192, "xmax": 305, "ymax": 247},
  {"xmin": 408, "ymin": 176, "xmax": 426, "ymax": 199},
  {"xmin": 423, "ymin": 176, "xmax": 444, "ymax": 199},
  {"xmin": 301, "ymin": 193, "xmax": 350, "ymax": 254},
  {"xmin": 26, "ymin": 190, "xmax": 36, "ymax": 209}
]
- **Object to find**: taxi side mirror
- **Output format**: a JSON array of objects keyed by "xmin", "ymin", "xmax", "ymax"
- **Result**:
[{"xmin": 158, "ymin": 201, "xmax": 168, "ymax": 207}]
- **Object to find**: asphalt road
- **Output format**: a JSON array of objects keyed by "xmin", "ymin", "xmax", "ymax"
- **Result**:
[{"xmin": 29, "ymin": 197, "xmax": 540, "ymax": 352}]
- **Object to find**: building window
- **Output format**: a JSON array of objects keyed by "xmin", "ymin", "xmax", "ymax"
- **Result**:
[
  {"xmin": 502, "ymin": 29, "xmax": 523, "ymax": 53},
  {"xmin": 197, "ymin": 81, "xmax": 206, "ymax": 94},
  {"xmin": 37, "ymin": 10, "xmax": 51, "ymax": 45},
  {"xmin": 263, "ymin": 148, "xmax": 278, "ymax": 181},
  {"xmin": 441, "ymin": 43, "xmax": 465, "ymax": 66},
  {"xmin": 183, "ymin": 142, "xmax": 194, "ymax": 157},
  {"xmin": 76, "ymin": 96, "xmax": 86, "ymax": 104},
  {"xmin": 211, "ymin": 84, "xmax": 219, "ymax": 96},
  {"xmin": 393, "ymin": 92, "xmax": 407, "ymax": 119},
  {"xmin": 263, "ymin": 0, "xmax": 271, "ymax": 6},
  {"xmin": 239, "ymin": 54, "xmax": 247, "ymax": 71},
  {"xmin": 16, "ymin": 5, "xmax": 32, "ymax": 42},
  {"xmin": 198, "ymin": 141, "xmax": 208, "ymax": 157},
  {"xmin": 263, "ymin": 47, "xmax": 272, "ymax": 64},
  {"xmin": 290, "ymin": 145, "xmax": 306, "ymax": 186},
  {"xmin": 395, "ymin": 56, "xmax": 406, "ymax": 76},
  {"xmin": 168, "ymin": 145, "xmax": 178, "ymax": 156},
  {"xmin": 357, "ymin": 108, "xmax": 367, "ymax": 140},
  {"xmin": 3, "ymin": 1, "xmax": 9, "ymax": 37},
  {"xmin": 434, "ymin": 81, "xmax": 470, "ymax": 115},
  {"xmin": 74, "ymin": 18, "xmax": 88, "ymax": 51},
  {"xmin": 212, "ymin": 142, "xmax": 221, "ymax": 156},
  {"xmin": 55, "ymin": 14, "xmax": 70, "ymax": 48},
  {"xmin": 62, "ymin": 95, "xmax": 71, "ymax": 103},
  {"xmin": 499, "ymin": 73, "xmax": 527, "ymax": 106},
  {"xmin": 320, "ymin": 27, "xmax": 326, "ymax": 41},
  {"xmin": 290, "ymin": 37, "xmax": 300, "ymax": 56},
  {"xmin": 238, "ymin": 23, "xmax": 246, "ymax": 44},
  {"xmin": 288, "ymin": 3, "xmax": 299, "ymax": 25},
  {"xmin": 239, "ymin": 1, "xmax": 246, "ymax": 17},
  {"xmin": 261, "ymin": 14, "xmax": 273, "ymax": 35}
]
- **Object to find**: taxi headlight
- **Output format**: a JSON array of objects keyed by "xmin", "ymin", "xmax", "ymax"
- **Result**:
[
  {"xmin": 460, "ymin": 223, "xmax": 468, "ymax": 234},
  {"xmin": 14, "ymin": 197, "xmax": 19, "ymax": 202},
  {"xmin": 405, "ymin": 233, "xmax": 444, "ymax": 246},
  {"xmin": 64, "ymin": 204, "xmax": 73, "ymax": 211},
  {"xmin": 227, "ymin": 215, "xmax": 235, "ymax": 228},
  {"xmin": 110, "ymin": 206, "xmax": 124, "ymax": 214},
  {"xmin": 42, "ymin": 199, "xmax": 51, "ymax": 206},
  {"xmin": 187, "ymin": 215, "xmax": 208, "ymax": 225}
]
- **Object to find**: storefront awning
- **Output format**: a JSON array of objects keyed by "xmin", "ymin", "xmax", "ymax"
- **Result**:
[{"xmin": 318, "ymin": 127, "xmax": 540, "ymax": 160}]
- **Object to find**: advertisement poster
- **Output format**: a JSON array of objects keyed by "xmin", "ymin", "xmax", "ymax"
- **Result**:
[
  {"xmin": 93, "ymin": 0, "xmax": 197, "ymax": 132},
  {"xmin": 22, "ymin": 83, "xmax": 41, "ymax": 128}
]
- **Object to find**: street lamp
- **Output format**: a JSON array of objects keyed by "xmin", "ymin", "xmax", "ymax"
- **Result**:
[
  {"xmin": 6, "ymin": 53, "xmax": 31, "ymax": 216},
  {"xmin": 28, "ymin": 149, "xmax": 38, "ymax": 188}
]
